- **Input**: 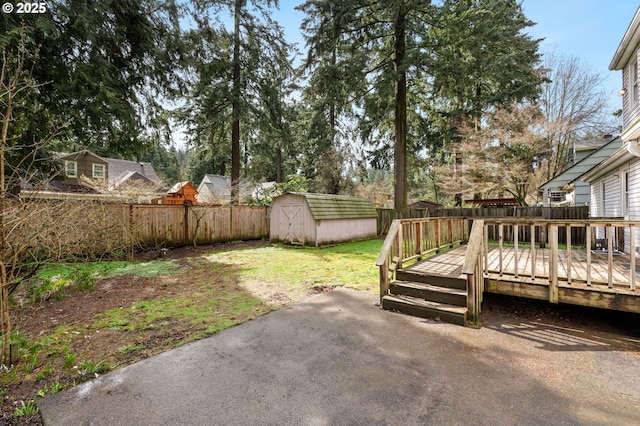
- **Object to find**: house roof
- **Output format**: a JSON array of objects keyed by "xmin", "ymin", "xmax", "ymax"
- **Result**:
[
  {"xmin": 539, "ymin": 137, "xmax": 622, "ymax": 191},
  {"xmin": 112, "ymin": 171, "xmax": 155, "ymax": 189},
  {"xmin": 464, "ymin": 198, "xmax": 519, "ymax": 207},
  {"xmin": 286, "ymin": 192, "xmax": 377, "ymax": 220},
  {"xmin": 60, "ymin": 150, "xmax": 107, "ymax": 164},
  {"xmin": 582, "ymin": 140, "xmax": 640, "ymax": 182},
  {"xmin": 408, "ymin": 200, "xmax": 442, "ymax": 210},
  {"xmin": 199, "ymin": 174, "xmax": 231, "ymax": 198},
  {"xmin": 610, "ymin": 6, "xmax": 640, "ymax": 70},
  {"xmin": 197, "ymin": 175, "xmax": 263, "ymax": 201},
  {"xmin": 105, "ymin": 158, "xmax": 159, "ymax": 188}
]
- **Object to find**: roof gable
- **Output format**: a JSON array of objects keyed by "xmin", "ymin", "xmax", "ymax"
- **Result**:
[
  {"xmin": 286, "ymin": 192, "xmax": 377, "ymax": 220},
  {"xmin": 539, "ymin": 137, "xmax": 623, "ymax": 190},
  {"xmin": 610, "ymin": 6, "xmax": 640, "ymax": 70},
  {"xmin": 60, "ymin": 150, "xmax": 107, "ymax": 164},
  {"xmin": 105, "ymin": 158, "xmax": 159, "ymax": 187}
]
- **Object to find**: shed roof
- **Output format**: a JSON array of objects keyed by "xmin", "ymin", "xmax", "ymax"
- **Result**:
[
  {"xmin": 168, "ymin": 181, "xmax": 198, "ymax": 194},
  {"xmin": 288, "ymin": 192, "xmax": 377, "ymax": 220}
]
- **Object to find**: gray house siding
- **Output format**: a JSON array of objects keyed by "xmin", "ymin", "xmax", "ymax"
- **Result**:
[{"xmin": 61, "ymin": 151, "xmax": 108, "ymax": 186}]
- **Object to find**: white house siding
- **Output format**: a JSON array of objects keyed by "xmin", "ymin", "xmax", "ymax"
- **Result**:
[
  {"xmin": 623, "ymin": 158, "xmax": 640, "ymax": 254},
  {"xmin": 316, "ymin": 218, "xmax": 376, "ymax": 245},
  {"xmin": 604, "ymin": 174, "xmax": 622, "ymax": 217},
  {"xmin": 591, "ymin": 175, "xmax": 622, "ymax": 242},
  {"xmin": 590, "ymin": 182, "xmax": 601, "ymax": 216},
  {"xmin": 622, "ymin": 47, "xmax": 640, "ymax": 131}
]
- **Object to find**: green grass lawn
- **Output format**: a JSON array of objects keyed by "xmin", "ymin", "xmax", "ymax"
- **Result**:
[{"xmin": 206, "ymin": 239, "xmax": 382, "ymax": 293}]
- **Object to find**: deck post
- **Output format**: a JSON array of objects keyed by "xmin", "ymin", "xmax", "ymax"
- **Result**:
[
  {"xmin": 607, "ymin": 225, "xmax": 613, "ymax": 288},
  {"xmin": 416, "ymin": 221, "xmax": 423, "ymax": 261},
  {"xmin": 483, "ymin": 223, "xmax": 488, "ymax": 274},
  {"xmin": 379, "ymin": 258, "xmax": 389, "ymax": 303},
  {"xmin": 586, "ymin": 224, "xmax": 591, "ymax": 286},
  {"xmin": 498, "ymin": 223, "xmax": 504, "ymax": 276},
  {"xmin": 566, "ymin": 224, "xmax": 572, "ymax": 285},
  {"xmin": 514, "ymin": 224, "xmax": 519, "ymax": 278},
  {"xmin": 631, "ymin": 225, "xmax": 636, "ymax": 291},
  {"xmin": 530, "ymin": 224, "xmax": 536, "ymax": 280},
  {"xmin": 397, "ymin": 224, "xmax": 403, "ymax": 269},
  {"xmin": 467, "ymin": 273, "xmax": 476, "ymax": 324},
  {"xmin": 549, "ymin": 225, "xmax": 559, "ymax": 303}
]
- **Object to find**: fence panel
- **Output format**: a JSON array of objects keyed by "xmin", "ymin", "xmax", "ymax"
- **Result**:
[
  {"xmin": 17, "ymin": 201, "xmax": 269, "ymax": 256},
  {"xmin": 377, "ymin": 207, "xmax": 590, "ymax": 243}
]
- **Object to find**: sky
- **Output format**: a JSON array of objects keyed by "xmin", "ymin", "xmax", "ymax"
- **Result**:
[{"xmin": 273, "ymin": 0, "xmax": 640, "ymax": 113}]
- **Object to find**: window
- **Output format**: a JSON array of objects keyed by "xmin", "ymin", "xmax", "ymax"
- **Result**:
[
  {"xmin": 92, "ymin": 164, "xmax": 105, "ymax": 179},
  {"xmin": 630, "ymin": 57, "xmax": 639, "ymax": 104},
  {"xmin": 549, "ymin": 191, "xmax": 565, "ymax": 203},
  {"xmin": 65, "ymin": 161, "xmax": 77, "ymax": 178}
]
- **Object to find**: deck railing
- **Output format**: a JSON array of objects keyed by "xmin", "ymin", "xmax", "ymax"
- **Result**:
[
  {"xmin": 376, "ymin": 217, "xmax": 467, "ymax": 301},
  {"xmin": 482, "ymin": 219, "xmax": 640, "ymax": 294},
  {"xmin": 462, "ymin": 220, "xmax": 485, "ymax": 324}
]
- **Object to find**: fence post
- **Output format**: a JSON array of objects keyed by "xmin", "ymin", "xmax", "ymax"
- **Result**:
[
  {"xmin": 128, "ymin": 204, "xmax": 134, "ymax": 260},
  {"xmin": 183, "ymin": 204, "xmax": 190, "ymax": 246}
]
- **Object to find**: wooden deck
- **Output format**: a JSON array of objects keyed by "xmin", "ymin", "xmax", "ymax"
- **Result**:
[{"xmin": 402, "ymin": 245, "xmax": 640, "ymax": 313}]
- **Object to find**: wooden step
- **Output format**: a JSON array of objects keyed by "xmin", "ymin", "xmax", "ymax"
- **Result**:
[
  {"xmin": 389, "ymin": 281, "xmax": 467, "ymax": 307},
  {"xmin": 382, "ymin": 294, "xmax": 467, "ymax": 326},
  {"xmin": 396, "ymin": 270, "xmax": 466, "ymax": 290}
]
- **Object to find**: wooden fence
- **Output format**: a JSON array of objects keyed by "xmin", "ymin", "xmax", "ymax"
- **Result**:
[
  {"xmin": 128, "ymin": 204, "xmax": 269, "ymax": 246},
  {"xmin": 17, "ymin": 201, "xmax": 269, "ymax": 259},
  {"xmin": 377, "ymin": 206, "xmax": 590, "ymax": 240}
]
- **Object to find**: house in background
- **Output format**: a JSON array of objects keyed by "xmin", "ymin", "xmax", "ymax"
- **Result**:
[
  {"xmin": 196, "ymin": 174, "xmax": 275, "ymax": 204},
  {"xmin": 196, "ymin": 174, "xmax": 230, "ymax": 204},
  {"xmin": 538, "ymin": 136, "xmax": 622, "ymax": 206},
  {"xmin": 408, "ymin": 200, "xmax": 443, "ymax": 210},
  {"xmin": 59, "ymin": 150, "xmax": 160, "ymax": 192}
]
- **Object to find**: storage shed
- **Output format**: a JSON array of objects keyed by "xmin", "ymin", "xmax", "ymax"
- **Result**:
[{"xmin": 270, "ymin": 192, "xmax": 377, "ymax": 246}]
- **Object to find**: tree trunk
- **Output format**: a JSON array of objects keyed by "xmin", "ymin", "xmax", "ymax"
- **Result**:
[
  {"xmin": 393, "ymin": 4, "xmax": 407, "ymax": 210},
  {"xmin": 230, "ymin": 0, "xmax": 243, "ymax": 205}
]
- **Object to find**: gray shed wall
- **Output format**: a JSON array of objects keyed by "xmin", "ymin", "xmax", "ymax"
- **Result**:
[{"xmin": 270, "ymin": 193, "xmax": 376, "ymax": 246}]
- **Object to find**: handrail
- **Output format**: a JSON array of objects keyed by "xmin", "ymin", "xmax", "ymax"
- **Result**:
[
  {"xmin": 481, "ymin": 218, "xmax": 639, "ymax": 292},
  {"xmin": 462, "ymin": 220, "xmax": 485, "ymax": 324},
  {"xmin": 377, "ymin": 217, "xmax": 467, "ymax": 302},
  {"xmin": 376, "ymin": 219, "xmax": 400, "ymax": 267}
]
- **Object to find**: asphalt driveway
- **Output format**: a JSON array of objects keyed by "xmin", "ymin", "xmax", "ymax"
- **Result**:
[{"xmin": 38, "ymin": 288, "xmax": 640, "ymax": 425}]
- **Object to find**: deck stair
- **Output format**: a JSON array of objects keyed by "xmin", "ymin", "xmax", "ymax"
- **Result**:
[{"xmin": 382, "ymin": 268, "xmax": 468, "ymax": 326}]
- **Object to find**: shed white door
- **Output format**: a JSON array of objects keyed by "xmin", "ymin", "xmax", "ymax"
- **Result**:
[{"xmin": 279, "ymin": 203, "xmax": 304, "ymax": 244}]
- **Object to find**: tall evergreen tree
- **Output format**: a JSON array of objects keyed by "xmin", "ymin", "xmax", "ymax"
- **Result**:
[
  {"xmin": 181, "ymin": 0, "xmax": 295, "ymax": 204},
  {"xmin": 298, "ymin": 0, "xmax": 542, "ymax": 208},
  {"xmin": 1, "ymin": 0, "xmax": 187, "ymax": 158}
]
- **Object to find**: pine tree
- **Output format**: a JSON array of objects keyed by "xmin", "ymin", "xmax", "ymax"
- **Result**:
[{"xmin": 181, "ymin": 0, "xmax": 295, "ymax": 204}]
